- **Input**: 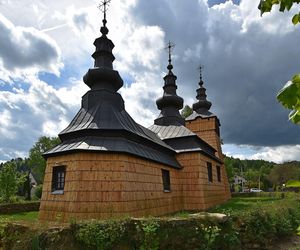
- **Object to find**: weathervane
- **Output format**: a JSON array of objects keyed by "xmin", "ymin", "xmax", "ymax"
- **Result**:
[
  {"xmin": 165, "ymin": 41, "xmax": 175, "ymax": 66},
  {"xmin": 98, "ymin": 0, "xmax": 111, "ymax": 26}
]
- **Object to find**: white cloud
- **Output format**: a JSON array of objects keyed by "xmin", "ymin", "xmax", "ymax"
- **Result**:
[
  {"xmin": 0, "ymin": 0, "xmax": 300, "ymax": 163},
  {"xmin": 0, "ymin": 13, "xmax": 62, "ymax": 78},
  {"xmin": 224, "ymin": 144, "xmax": 300, "ymax": 163},
  {"xmin": 120, "ymin": 72, "xmax": 163, "ymax": 127},
  {"xmin": 250, "ymin": 145, "xmax": 300, "ymax": 163}
]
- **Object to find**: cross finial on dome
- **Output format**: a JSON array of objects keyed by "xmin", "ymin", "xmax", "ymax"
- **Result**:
[
  {"xmin": 98, "ymin": 0, "xmax": 111, "ymax": 35},
  {"xmin": 165, "ymin": 41, "xmax": 175, "ymax": 71},
  {"xmin": 198, "ymin": 65, "xmax": 204, "ymax": 86}
]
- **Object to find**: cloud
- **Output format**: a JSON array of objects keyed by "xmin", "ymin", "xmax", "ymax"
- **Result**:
[
  {"xmin": 0, "ymin": 14, "xmax": 62, "ymax": 77},
  {"xmin": 0, "ymin": 0, "xmax": 299, "ymax": 163},
  {"xmin": 250, "ymin": 145, "xmax": 300, "ymax": 163},
  {"xmin": 120, "ymin": 72, "xmax": 163, "ymax": 127},
  {"xmin": 130, "ymin": 0, "xmax": 300, "ymax": 147},
  {"xmin": 0, "ymin": 75, "xmax": 85, "ymax": 161},
  {"xmin": 224, "ymin": 144, "xmax": 300, "ymax": 163}
]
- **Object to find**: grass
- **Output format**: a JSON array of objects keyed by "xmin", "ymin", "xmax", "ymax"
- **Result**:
[
  {"xmin": 0, "ymin": 211, "xmax": 39, "ymax": 222},
  {"xmin": 287, "ymin": 180, "xmax": 300, "ymax": 187},
  {"xmin": 209, "ymin": 195, "xmax": 299, "ymax": 215}
]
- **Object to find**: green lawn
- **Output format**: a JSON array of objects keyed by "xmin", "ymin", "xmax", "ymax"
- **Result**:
[
  {"xmin": 0, "ymin": 211, "xmax": 39, "ymax": 222},
  {"xmin": 209, "ymin": 195, "xmax": 299, "ymax": 215},
  {"xmin": 287, "ymin": 180, "xmax": 300, "ymax": 187}
]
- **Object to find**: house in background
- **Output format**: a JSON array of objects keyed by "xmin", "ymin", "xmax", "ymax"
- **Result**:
[
  {"xmin": 234, "ymin": 175, "xmax": 247, "ymax": 186},
  {"xmin": 39, "ymin": 6, "xmax": 231, "ymax": 222}
]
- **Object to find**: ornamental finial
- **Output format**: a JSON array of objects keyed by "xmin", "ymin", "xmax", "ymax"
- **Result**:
[
  {"xmin": 98, "ymin": 0, "xmax": 111, "ymax": 34},
  {"xmin": 198, "ymin": 65, "xmax": 204, "ymax": 86},
  {"xmin": 165, "ymin": 41, "xmax": 175, "ymax": 71}
]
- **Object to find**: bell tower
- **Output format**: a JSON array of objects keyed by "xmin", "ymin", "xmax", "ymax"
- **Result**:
[{"xmin": 185, "ymin": 67, "xmax": 223, "ymax": 159}]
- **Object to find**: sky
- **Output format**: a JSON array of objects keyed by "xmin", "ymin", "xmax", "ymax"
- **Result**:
[{"xmin": 0, "ymin": 0, "xmax": 299, "ymax": 164}]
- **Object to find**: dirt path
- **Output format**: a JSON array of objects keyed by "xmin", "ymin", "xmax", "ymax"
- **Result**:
[{"xmin": 269, "ymin": 235, "xmax": 300, "ymax": 250}]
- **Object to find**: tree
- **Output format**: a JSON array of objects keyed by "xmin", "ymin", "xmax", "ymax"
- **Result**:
[
  {"xmin": 181, "ymin": 105, "xmax": 193, "ymax": 118},
  {"xmin": 268, "ymin": 162, "xmax": 300, "ymax": 189},
  {"xmin": 258, "ymin": 0, "xmax": 300, "ymax": 124},
  {"xmin": 0, "ymin": 162, "xmax": 24, "ymax": 203},
  {"xmin": 28, "ymin": 136, "xmax": 60, "ymax": 183}
]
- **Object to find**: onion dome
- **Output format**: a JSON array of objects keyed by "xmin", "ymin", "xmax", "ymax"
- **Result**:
[
  {"xmin": 154, "ymin": 42, "xmax": 185, "ymax": 126},
  {"xmin": 192, "ymin": 66, "xmax": 212, "ymax": 114}
]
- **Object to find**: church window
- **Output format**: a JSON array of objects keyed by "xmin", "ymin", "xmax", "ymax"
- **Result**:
[
  {"xmin": 52, "ymin": 166, "xmax": 66, "ymax": 193},
  {"xmin": 216, "ymin": 165, "xmax": 221, "ymax": 182},
  {"xmin": 162, "ymin": 169, "xmax": 171, "ymax": 192},
  {"xmin": 207, "ymin": 162, "xmax": 213, "ymax": 182}
]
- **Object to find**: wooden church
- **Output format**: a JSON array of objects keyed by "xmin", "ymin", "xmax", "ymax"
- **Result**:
[{"xmin": 39, "ymin": 4, "xmax": 231, "ymax": 221}]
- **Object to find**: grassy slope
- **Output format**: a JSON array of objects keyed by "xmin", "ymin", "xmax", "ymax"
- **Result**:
[
  {"xmin": 209, "ymin": 195, "xmax": 300, "ymax": 216},
  {"xmin": 0, "ymin": 211, "xmax": 38, "ymax": 222}
]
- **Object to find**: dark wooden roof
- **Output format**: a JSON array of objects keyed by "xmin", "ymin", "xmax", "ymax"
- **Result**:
[
  {"xmin": 149, "ymin": 124, "xmax": 195, "ymax": 140},
  {"xmin": 44, "ymin": 20, "xmax": 181, "ymax": 169},
  {"xmin": 148, "ymin": 124, "xmax": 221, "ymax": 162},
  {"xmin": 185, "ymin": 110, "xmax": 216, "ymax": 121},
  {"xmin": 46, "ymin": 136, "xmax": 181, "ymax": 169}
]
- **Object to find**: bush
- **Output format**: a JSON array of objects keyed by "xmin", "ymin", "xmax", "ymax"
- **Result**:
[
  {"xmin": 34, "ymin": 185, "xmax": 43, "ymax": 199},
  {"xmin": 75, "ymin": 220, "xmax": 127, "ymax": 250}
]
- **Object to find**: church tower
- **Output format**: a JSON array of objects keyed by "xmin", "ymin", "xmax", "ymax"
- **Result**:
[
  {"xmin": 39, "ymin": 3, "xmax": 182, "ymax": 222},
  {"xmin": 154, "ymin": 42, "xmax": 185, "ymax": 126},
  {"xmin": 186, "ymin": 67, "xmax": 223, "ymax": 160}
]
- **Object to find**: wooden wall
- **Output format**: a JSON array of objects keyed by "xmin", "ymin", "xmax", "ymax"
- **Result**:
[
  {"xmin": 176, "ymin": 152, "xmax": 230, "ymax": 211},
  {"xmin": 186, "ymin": 117, "xmax": 223, "ymax": 160},
  {"xmin": 39, "ymin": 152, "xmax": 182, "ymax": 222},
  {"xmin": 39, "ymin": 150, "xmax": 230, "ymax": 222}
]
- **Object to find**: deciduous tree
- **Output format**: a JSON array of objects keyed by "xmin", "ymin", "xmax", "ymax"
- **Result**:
[
  {"xmin": 0, "ymin": 162, "xmax": 24, "ymax": 203},
  {"xmin": 259, "ymin": 0, "xmax": 300, "ymax": 124},
  {"xmin": 28, "ymin": 136, "xmax": 60, "ymax": 183}
]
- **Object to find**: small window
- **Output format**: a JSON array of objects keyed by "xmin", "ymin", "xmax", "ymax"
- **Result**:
[
  {"xmin": 216, "ymin": 165, "xmax": 221, "ymax": 182},
  {"xmin": 162, "ymin": 169, "xmax": 170, "ymax": 192},
  {"xmin": 52, "ymin": 166, "xmax": 66, "ymax": 193},
  {"xmin": 207, "ymin": 162, "xmax": 213, "ymax": 183}
]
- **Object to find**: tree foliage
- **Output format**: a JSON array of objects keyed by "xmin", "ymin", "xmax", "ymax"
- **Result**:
[
  {"xmin": 259, "ymin": 0, "xmax": 300, "ymax": 24},
  {"xmin": 181, "ymin": 105, "xmax": 193, "ymax": 118},
  {"xmin": 277, "ymin": 74, "xmax": 300, "ymax": 124},
  {"xmin": 0, "ymin": 161, "xmax": 24, "ymax": 202},
  {"xmin": 225, "ymin": 156, "xmax": 300, "ymax": 190},
  {"xmin": 258, "ymin": 0, "xmax": 300, "ymax": 124},
  {"xmin": 28, "ymin": 136, "xmax": 60, "ymax": 183},
  {"xmin": 268, "ymin": 161, "xmax": 300, "ymax": 186}
]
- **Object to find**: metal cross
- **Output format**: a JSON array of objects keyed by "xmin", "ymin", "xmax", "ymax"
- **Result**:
[
  {"xmin": 165, "ymin": 41, "xmax": 175, "ymax": 64},
  {"xmin": 198, "ymin": 65, "xmax": 204, "ymax": 82},
  {"xmin": 98, "ymin": 0, "xmax": 111, "ymax": 21}
]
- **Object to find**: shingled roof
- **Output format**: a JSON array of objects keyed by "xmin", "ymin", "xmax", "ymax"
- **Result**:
[{"xmin": 44, "ymin": 15, "xmax": 181, "ymax": 169}]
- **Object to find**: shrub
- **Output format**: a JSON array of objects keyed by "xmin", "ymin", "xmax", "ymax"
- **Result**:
[
  {"xmin": 34, "ymin": 185, "xmax": 43, "ymax": 199},
  {"xmin": 75, "ymin": 219, "xmax": 127, "ymax": 250}
]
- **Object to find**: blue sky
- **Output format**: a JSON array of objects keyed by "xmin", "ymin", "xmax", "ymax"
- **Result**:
[{"xmin": 0, "ymin": 0, "xmax": 299, "ymax": 163}]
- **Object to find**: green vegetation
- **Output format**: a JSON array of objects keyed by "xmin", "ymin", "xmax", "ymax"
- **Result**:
[
  {"xmin": 287, "ymin": 180, "xmax": 300, "ymax": 187},
  {"xmin": 210, "ymin": 195, "xmax": 297, "ymax": 215},
  {"xmin": 225, "ymin": 156, "xmax": 300, "ymax": 191},
  {"xmin": 75, "ymin": 219, "xmax": 127, "ymax": 250},
  {"xmin": 28, "ymin": 136, "xmax": 60, "ymax": 183},
  {"xmin": 0, "ymin": 211, "xmax": 38, "ymax": 222},
  {"xmin": 258, "ymin": 0, "xmax": 300, "ymax": 124},
  {"xmin": 181, "ymin": 104, "xmax": 193, "ymax": 118},
  {"xmin": 0, "ymin": 162, "xmax": 25, "ymax": 203},
  {"xmin": 0, "ymin": 136, "xmax": 60, "ymax": 203},
  {"xmin": 0, "ymin": 194, "xmax": 299, "ymax": 249}
]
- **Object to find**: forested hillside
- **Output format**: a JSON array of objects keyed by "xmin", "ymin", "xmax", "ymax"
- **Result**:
[{"xmin": 225, "ymin": 156, "xmax": 300, "ymax": 190}]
